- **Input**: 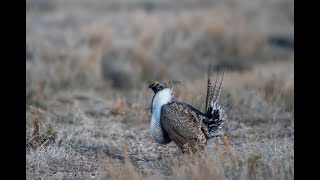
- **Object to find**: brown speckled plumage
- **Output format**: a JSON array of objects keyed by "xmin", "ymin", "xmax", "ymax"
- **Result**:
[{"xmin": 161, "ymin": 101, "xmax": 208, "ymax": 152}]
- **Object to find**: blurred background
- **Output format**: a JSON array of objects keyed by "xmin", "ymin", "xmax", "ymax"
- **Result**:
[
  {"xmin": 26, "ymin": 0, "xmax": 293, "ymax": 110},
  {"xmin": 26, "ymin": 0, "xmax": 293, "ymax": 178}
]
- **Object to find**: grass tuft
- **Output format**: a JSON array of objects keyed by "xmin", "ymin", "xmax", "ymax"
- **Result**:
[{"xmin": 28, "ymin": 106, "xmax": 57, "ymax": 150}]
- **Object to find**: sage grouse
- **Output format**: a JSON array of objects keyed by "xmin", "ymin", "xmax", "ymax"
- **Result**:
[{"xmin": 148, "ymin": 62, "xmax": 231, "ymax": 153}]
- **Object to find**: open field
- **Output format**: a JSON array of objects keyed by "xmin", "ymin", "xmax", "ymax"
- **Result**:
[{"xmin": 26, "ymin": 0, "xmax": 294, "ymax": 179}]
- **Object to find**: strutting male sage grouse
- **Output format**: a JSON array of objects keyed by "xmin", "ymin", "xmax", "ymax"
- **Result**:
[{"xmin": 148, "ymin": 61, "xmax": 231, "ymax": 153}]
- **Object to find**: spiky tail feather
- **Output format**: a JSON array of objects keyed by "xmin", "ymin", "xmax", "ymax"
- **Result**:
[{"xmin": 203, "ymin": 60, "xmax": 232, "ymax": 138}]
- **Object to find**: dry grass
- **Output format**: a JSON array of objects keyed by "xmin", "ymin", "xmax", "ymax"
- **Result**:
[
  {"xmin": 27, "ymin": 106, "xmax": 57, "ymax": 150},
  {"xmin": 26, "ymin": 0, "xmax": 293, "ymax": 179}
]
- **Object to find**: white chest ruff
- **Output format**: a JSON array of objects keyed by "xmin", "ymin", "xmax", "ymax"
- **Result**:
[{"xmin": 150, "ymin": 88, "xmax": 172, "ymax": 143}]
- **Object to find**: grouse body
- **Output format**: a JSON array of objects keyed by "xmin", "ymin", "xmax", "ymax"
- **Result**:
[{"xmin": 149, "ymin": 62, "xmax": 231, "ymax": 153}]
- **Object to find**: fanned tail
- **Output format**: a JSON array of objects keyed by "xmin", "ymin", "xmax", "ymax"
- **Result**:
[{"xmin": 203, "ymin": 61, "xmax": 232, "ymax": 138}]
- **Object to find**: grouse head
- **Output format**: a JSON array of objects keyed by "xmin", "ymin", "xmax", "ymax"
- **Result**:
[
  {"xmin": 149, "ymin": 80, "xmax": 182, "ymax": 94},
  {"xmin": 149, "ymin": 81, "xmax": 166, "ymax": 94}
]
